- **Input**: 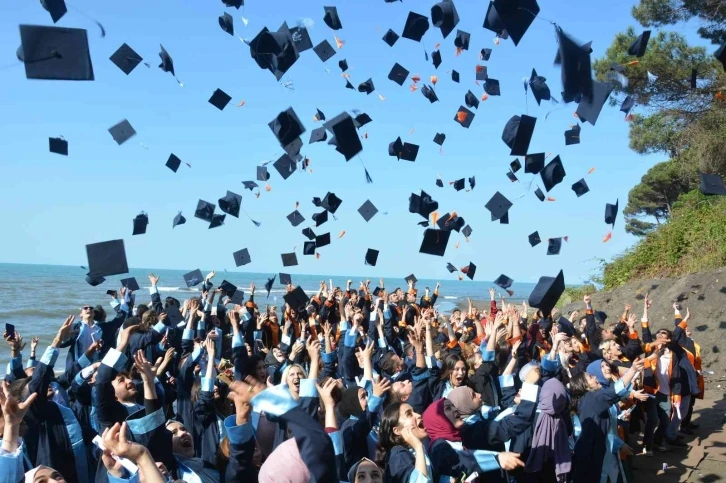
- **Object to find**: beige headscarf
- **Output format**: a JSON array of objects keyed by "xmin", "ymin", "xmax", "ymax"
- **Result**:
[
  {"xmin": 447, "ymin": 386, "xmax": 480, "ymax": 416},
  {"xmin": 258, "ymin": 438, "xmax": 311, "ymax": 483}
]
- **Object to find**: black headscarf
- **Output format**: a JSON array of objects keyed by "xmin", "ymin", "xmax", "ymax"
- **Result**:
[{"xmin": 338, "ymin": 386, "xmax": 366, "ymax": 420}]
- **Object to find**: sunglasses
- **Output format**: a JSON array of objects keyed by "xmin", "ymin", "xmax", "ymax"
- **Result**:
[{"xmin": 83, "ymin": 306, "xmax": 93, "ymax": 311}]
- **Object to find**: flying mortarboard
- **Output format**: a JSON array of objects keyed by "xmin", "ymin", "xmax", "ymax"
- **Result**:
[
  {"xmin": 454, "ymin": 106, "xmax": 475, "ymax": 128},
  {"xmin": 501, "ymin": 115, "xmax": 536, "ymax": 156},
  {"xmin": 571, "ymin": 178, "xmax": 589, "ymax": 197},
  {"xmin": 194, "ymin": 199, "xmax": 216, "ymax": 223},
  {"xmin": 492, "ymin": 0, "xmax": 539, "ymax": 45},
  {"xmin": 86, "ymin": 239, "xmax": 128, "ymax": 277},
  {"xmin": 528, "ymin": 231, "xmax": 541, "ymax": 247},
  {"xmin": 389, "ymin": 136, "xmax": 404, "ymax": 159},
  {"xmin": 242, "ymin": 181, "xmax": 259, "ymax": 190},
  {"xmin": 232, "ymin": 248, "xmax": 251, "ymax": 267},
  {"xmin": 120, "ymin": 277, "xmax": 140, "ymax": 292},
  {"xmin": 358, "ymin": 78, "xmax": 375, "ymax": 95},
  {"xmin": 446, "ymin": 263, "xmax": 458, "ymax": 273},
  {"xmin": 315, "ymin": 232, "xmax": 331, "ymax": 248},
  {"xmin": 219, "ymin": 12, "xmax": 234, "ymax": 36},
  {"xmin": 248, "ymin": 24, "xmax": 299, "ymax": 81},
  {"xmin": 108, "ymin": 120, "xmax": 136, "ymax": 145},
  {"xmin": 482, "ymin": 1, "xmax": 509, "ymax": 39},
  {"xmin": 556, "ymin": 27, "xmax": 593, "ymax": 103},
  {"xmin": 283, "ymin": 286, "xmax": 309, "ymax": 310},
  {"xmin": 499, "ymin": 212, "xmax": 509, "ymax": 225},
  {"xmin": 110, "ymin": 43, "xmax": 143, "ymax": 75},
  {"xmin": 313, "ymin": 40, "xmax": 336, "ymax": 62},
  {"xmin": 323, "ymin": 112, "xmax": 363, "ymax": 161},
  {"xmin": 303, "ymin": 241, "xmax": 316, "ymax": 255},
  {"xmin": 540, "ymin": 155, "xmax": 566, "ymax": 192},
  {"xmin": 158, "ymin": 44, "xmax": 176, "ymax": 76},
  {"xmin": 576, "ymin": 81, "xmax": 613, "ymax": 126},
  {"xmin": 454, "ymin": 30, "xmax": 470, "ymax": 50},
  {"xmin": 286, "ymin": 210, "xmax": 305, "ymax": 227},
  {"xmin": 219, "ymin": 280, "xmax": 237, "ymax": 297},
  {"xmin": 547, "ymin": 237, "xmax": 562, "ymax": 255},
  {"xmin": 510, "ymin": 159, "xmax": 522, "ymax": 173},
  {"xmin": 218, "ymin": 191, "xmax": 242, "ymax": 218},
  {"xmin": 700, "ymin": 173, "xmax": 726, "ymax": 196},
  {"xmin": 41, "ymin": 0, "xmax": 67, "ymax": 23},
  {"xmin": 409, "ymin": 190, "xmax": 439, "ymax": 219},
  {"xmin": 402, "ymin": 11, "xmax": 430, "ymax": 42},
  {"xmin": 564, "ymin": 124, "xmax": 581, "ymax": 145},
  {"xmin": 166, "ymin": 154, "xmax": 181, "ymax": 172},
  {"xmin": 49, "ymin": 137, "xmax": 67, "ymax": 156},
  {"xmin": 528, "ymin": 270, "xmax": 565, "ymax": 317},
  {"xmin": 436, "ymin": 179, "xmax": 444, "ymax": 187},
  {"xmin": 365, "ymin": 248, "xmax": 379, "ymax": 266},
  {"xmin": 208, "ymin": 214, "xmax": 226, "ymax": 229},
  {"xmin": 19, "ymin": 24, "xmax": 94, "ymax": 81},
  {"xmin": 481, "ymin": 48, "xmax": 492, "ymax": 61},
  {"xmin": 506, "ymin": 171, "xmax": 518, "ymax": 182},
  {"xmin": 290, "ymin": 26, "xmax": 313, "ymax": 52},
  {"xmin": 453, "ymin": 178, "xmax": 465, "ymax": 191},
  {"xmin": 388, "ymin": 63, "xmax": 409, "ymax": 86},
  {"xmin": 628, "ymin": 30, "xmax": 651, "ymax": 58},
  {"xmin": 437, "ymin": 213, "xmax": 465, "ymax": 232},
  {"xmin": 222, "ymin": 0, "xmax": 243, "ymax": 9},
  {"xmin": 419, "ymin": 229, "xmax": 450, "ymax": 256},
  {"xmin": 484, "ymin": 78, "xmax": 500, "ymax": 96},
  {"xmin": 309, "ymin": 126, "xmax": 328, "ymax": 144},
  {"xmin": 132, "ymin": 212, "xmax": 148, "ymax": 235},
  {"xmin": 383, "ymin": 29, "xmax": 400, "ymax": 47},
  {"xmin": 462, "ymin": 224, "xmax": 472, "ymax": 238},
  {"xmin": 302, "ymin": 227, "xmax": 316, "ymax": 240},
  {"xmin": 451, "ymin": 70, "xmax": 460, "ymax": 83},
  {"xmin": 321, "ymin": 192, "xmax": 343, "ymax": 213},
  {"xmin": 431, "ymin": 0, "xmax": 460, "ymax": 39},
  {"xmin": 273, "ymin": 154, "xmax": 297, "ymax": 180},
  {"xmin": 494, "ymin": 274, "xmax": 513, "ymax": 291},
  {"xmin": 620, "ymin": 95, "xmax": 635, "ymax": 116},
  {"xmin": 529, "ymin": 69, "xmax": 551, "ymax": 105},
  {"xmin": 257, "ymin": 166, "xmax": 270, "ymax": 181},
  {"xmin": 281, "ymin": 252, "xmax": 298, "ymax": 267},
  {"xmin": 485, "ymin": 191, "xmax": 512, "ymax": 221},
  {"xmin": 462, "ymin": 262, "xmax": 477, "ymax": 280},
  {"xmin": 209, "ymin": 88, "xmax": 232, "ymax": 111},
  {"xmin": 605, "ymin": 200, "xmax": 619, "ymax": 226},
  {"xmin": 279, "ymin": 273, "xmax": 292, "ymax": 286},
  {"xmin": 476, "ymin": 65, "xmax": 488, "ymax": 81},
  {"xmin": 264, "ymin": 275, "xmax": 276, "ymax": 297},
  {"xmin": 323, "ymin": 6, "xmax": 343, "ymax": 30},
  {"xmin": 183, "ymin": 269, "xmax": 204, "ymax": 287},
  {"xmin": 400, "ymin": 142, "xmax": 420, "ymax": 162},
  {"xmin": 358, "ymin": 200, "xmax": 378, "ymax": 222},
  {"xmin": 405, "ymin": 274, "xmax": 418, "ymax": 285},
  {"xmin": 339, "ymin": 59, "xmax": 348, "ymax": 71},
  {"xmin": 432, "ymin": 50, "xmax": 442, "ymax": 69},
  {"xmin": 525, "ymin": 153, "xmax": 545, "ymax": 174},
  {"xmin": 465, "ymin": 90, "xmax": 480, "ymax": 109},
  {"xmin": 534, "ymin": 187, "xmax": 545, "ymax": 202},
  {"xmin": 433, "ymin": 133, "xmax": 446, "ymax": 146},
  {"xmin": 422, "ymin": 85, "xmax": 439, "ymax": 103},
  {"xmin": 312, "ymin": 210, "xmax": 329, "ymax": 227},
  {"xmin": 353, "ymin": 113, "xmax": 372, "ymax": 128},
  {"xmin": 173, "ymin": 212, "xmax": 186, "ymax": 228},
  {"xmin": 269, "ymin": 107, "xmax": 305, "ymax": 150}
]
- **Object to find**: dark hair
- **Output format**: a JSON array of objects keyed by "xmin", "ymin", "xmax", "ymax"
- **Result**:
[
  {"xmin": 379, "ymin": 352, "xmax": 399, "ymax": 377},
  {"xmin": 93, "ymin": 305, "xmax": 106, "ymax": 322},
  {"xmin": 378, "ymin": 402, "xmax": 403, "ymax": 452},
  {"xmin": 135, "ymin": 304, "xmax": 149, "ymax": 318},
  {"xmin": 123, "ymin": 316, "xmax": 141, "ymax": 330},
  {"xmin": 568, "ymin": 372, "xmax": 592, "ymax": 413},
  {"xmin": 244, "ymin": 356, "xmax": 264, "ymax": 381},
  {"xmin": 165, "ymin": 297, "xmax": 180, "ymax": 309},
  {"xmin": 439, "ymin": 353, "xmax": 469, "ymax": 383}
]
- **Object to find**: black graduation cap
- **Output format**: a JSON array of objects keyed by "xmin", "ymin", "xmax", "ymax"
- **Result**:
[
  {"xmin": 232, "ymin": 248, "xmax": 251, "ymax": 267},
  {"xmin": 165, "ymin": 154, "xmax": 181, "ymax": 172},
  {"xmin": 628, "ymin": 30, "xmax": 651, "ymax": 58},
  {"xmin": 358, "ymin": 78, "xmax": 375, "ymax": 95},
  {"xmin": 432, "ymin": 50, "xmax": 442, "ymax": 69},
  {"xmin": 264, "ymin": 275, "xmax": 276, "ymax": 298},
  {"xmin": 109, "ymin": 43, "xmax": 143, "ymax": 75},
  {"xmin": 547, "ymin": 237, "xmax": 562, "ymax": 255},
  {"xmin": 446, "ymin": 263, "xmax": 458, "ymax": 273},
  {"xmin": 321, "ymin": 192, "xmax": 342, "ymax": 213},
  {"xmin": 364, "ymin": 248, "xmax": 379, "ymax": 267},
  {"xmin": 273, "ymin": 154, "xmax": 297, "ymax": 180},
  {"xmin": 41, "ymin": 0, "xmax": 67, "ymax": 23},
  {"xmin": 302, "ymin": 227, "xmax": 316, "ymax": 240},
  {"xmin": 163, "ymin": 305, "xmax": 184, "ymax": 326},
  {"xmin": 279, "ymin": 273, "xmax": 292, "ymax": 286},
  {"xmin": 345, "ymin": 79, "xmax": 355, "ymax": 89},
  {"xmin": 132, "ymin": 212, "xmax": 148, "ymax": 235},
  {"xmin": 422, "ymin": 85, "xmax": 439, "ymax": 103},
  {"xmin": 281, "ymin": 252, "xmax": 298, "ymax": 267},
  {"xmin": 454, "ymin": 106, "xmax": 475, "ymax": 128},
  {"xmin": 534, "ymin": 187, "xmax": 545, "ymax": 202},
  {"xmin": 158, "ymin": 44, "xmax": 175, "ymax": 76},
  {"xmin": 339, "ymin": 58, "xmax": 349, "ymax": 71},
  {"xmin": 462, "ymin": 224, "xmax": 473, "ymax": 238},
  {"xmin": 316, "ymin": 232, "xmax": 331, "ymax": 248},
  {"xmin": 312, "ymin": 210, "xmax": 329, "ymax": 227},
  {"xmin": 715, "ymin": 41, "xmax": 726, "ymax": 71},
  {"xmin": 257, "ymin": 166, "xmax": 270, "ymax": 182},
  {"xmin": 528, "ymin": 270, "xmax": 565, "ymax": 317},
  {"xmin": 528, "ymin": 231, "xmax": 541, "ymax": 247},
  {"xmin": 436, "ymin": 178, "xmax": 444, "ymax": 187},
  {"xmin": 510, "ymin": 159, "xmax": 522, "ymax": 173},
  {"xmin": 353, "ymin": 113, "xmax": 372, "ymax": 128},
  {"xmin": 620, "ymin": 96, "xmax": 635, "ymax": 116},
  {"xmin": 208, "ymin": 214, "xmax": 226, "ymax": 229},
  {"xmin": 529, "ymin": 69, "xmax": 551, "ymax": 105},
  {"xmin": 183, "ymin": 269, "xmax": 204, "ymax": 287},
  {"xmin": 269, "ymin": 107, "xmax": 305, "ymax": 151},
  {"xmin": 462, "ymin": 262, "xmax": 477, "ymax": 280},
  {"xmin": 242, "ymin": 181, "xmax": 259, "ymax": 190},
  {"xmin": 209, "ymin": 88, "xmax": 232, "ymax": 111},
  {"xmin": 388, "ymin": 63, "xmax": 409, "ymax": 86},
  {"xmin": 605, "ymin": 200, "xmax": 619, "ymax": 227},
  {"xmin": 437, "ymin": 213, "xmax": 465, "ymax": 232},
  {"xmin": 571, "ymin": 178, "xmax": 589, "ymax": 197},
  {"xmin": 313, "ymin": 40, "xmax": 336, "ymax": 62},
  {"xmin": 117, "ymin": 277, "xmax": 139, "ymax": 293},
  {"xmin": 219, "ymin": 280, "xmax": 237, "ymax": 297},
  {"xmin": 451, "ymin": 70, "xmax": 460, "ymax": 83},
  {"xmin": 323, "ymin": 112, "xmax": 363, "ymax": 161},
  {"xmin": 323, "ymin": 6, "xmax": 343, "ymax": 30},
  {"xmin": 419, "ymin": 229, "xmax": 450, "ymax": 256},
  {"xmin": 389, "ymin": 136, "xmax": 404, "ymax": 159},
  {"xmin": 499, "ymin": 212, "xmax": 510, "ymax": 225},
  {"xmin": 576, "ymin": 81, "xmax": 613, "ymax": 126},
  {"xmin": 502, "ymin": 115, "xmax": 536, "ymax": 156},
  {"xmin": 454, "ymin": 30, "xmax": 470, "ymax": 50},
  {"xmin": 485, "ymin": 191, "xmax": 512, "ymax": 221},
  {"xmin": 525, "ymin": 153, "xmax": 545, "ymax": 174},
  {"xmin": 565, "ymin": 124, "xmax": 581, "ymax": 145},
  {"xmin": 108, "ymin": 120, "xmax": 137, "ymax": 145},
  {"xmin": 700, "ymin": 173, "xmax": 726, "ymax": 196},
  {"xmin": 290, "ymin": 26, "xmax": 313, "ymax": 52},
  {"xmin": 194, "ymin": 199, "xmax": 216, "ymax": 223},
  {"xmin": 402, "ymin": 11, "xmax": 430, "ymax": 42},
  {"xmin": 49, "ymin": 137, "xmax": 67, "ymax": 156},
  {"xmin": 484, "ymin": 78, "xmax": 501, "ymax": 96},
  {"xmin": 409, "ymin": 190, "xmax": 439, "ymax": 219},
  {"xmin": 482, "ymin": 1, "xmax": 509, "ymax": 39},
  {"xmin": 19, "ymin": 25, "xmax": 94, "ymax": 81},
  {"xmin": 219, "ymin": 191, "xmax": 242, "ymax": 218},
  {"xmin": 453, "ymin": 178, "xmax": 465, "ymax": 191},
  {"xmin": 248, "ymin": 24, "xmax": 299, "ymax": 81},
  {"xmin": 284, "ymin": 286, "xmax": 309, "ymax": 310},
  {"xmin": 173, "ymin": 212, "xmax": 186, "ymax": 228},
  {"xmin": 219, "ymin": 12, "xmax": 234, "ymax": 36},
  {"xmin": 400, "ymin": 143, "xmax": 419, "ymax": 162},
  {"xmin": 310, "ymin": 127, "xmax": 328, "ymax": 144},
  {"xmin": 465, "ymin": 90, "xmax": 480, "ymax": 109},
  {"xmin": 476, "ymin": 65, "xmax": 488, "ymax": 81},
  {"xmin": 286, "ymin": 210, "xmax": 305, "ymax": 227},
  {"xmin": 506, "ymin": 171, "xmax": 518, "ymax": 182},
  {"xmin": 431, "ymin": 0, "xmax": 460, "ymax": 39},
  {"xmin": 556, "ymin": 27, "xmax": 593, "ymax": 103},
  {"xmin": 222, "ymin": 0, "xmax": 243, "ymax": 9},
  {"xmin": 86, "ymin": 239, "xmax": 129, "ymax": 277},
  {"xmin": 469, "ymin": 176, "xmax": 476, "ymax": 190},
  {"xmin": 382, "ymin": 29, "xmax": 400, "ymax": 47},
  {"xmin": 358, "ymin": 200, "xmax": 378, "ymax": 222},
  {"xmin": 491, "ymin": 0, "xmax": 539, "ymax": 45},
  {"xmin": 481, "ymin": 48, "xmax": 492, "ymax": 61},
  {"xmin": 303, "ymin": 241, "xmax": 316, "ymax": 255},
  {"xmin": 494, "ymin": 274, "xmax": 513, "ymax": 291},
  {"xmin": 433, "ymin": 133, "xmax": 446, "ymax": 146},
  {"xmin": 540, "ymin": 155, "xmax": 566, "ymax": 192}
]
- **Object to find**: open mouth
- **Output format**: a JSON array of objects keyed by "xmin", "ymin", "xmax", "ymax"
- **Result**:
[{"xmin": 181, "ymin": 435, "xmax": 192, "ymax": 448}]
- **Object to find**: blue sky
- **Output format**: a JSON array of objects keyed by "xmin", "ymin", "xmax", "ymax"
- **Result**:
[{"xmin": 0, "ymin": 0, "xmax": 691, "ymax": 283}]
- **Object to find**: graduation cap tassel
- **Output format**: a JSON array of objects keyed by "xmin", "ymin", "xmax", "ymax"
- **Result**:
[{"xmin": 364, "ymin": 167, "xmax": 373, "ymax": 184}]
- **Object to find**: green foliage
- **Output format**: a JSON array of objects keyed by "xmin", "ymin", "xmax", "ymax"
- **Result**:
[
  {"xmin": 631, "ymin": 0, "xmax": 726, "ymax": 45},
  {"xmin": 557, "ymin": 284, "xmax": 598, "ymax": 308},
  {"xmin": 602, "ymin": 190, "xmax": 726, "ymax": 289}
]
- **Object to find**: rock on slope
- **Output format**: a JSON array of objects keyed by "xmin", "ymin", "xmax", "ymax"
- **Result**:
[{"xmin": 560, "ymin": 267, "xmax": 726, "ymax": 373}]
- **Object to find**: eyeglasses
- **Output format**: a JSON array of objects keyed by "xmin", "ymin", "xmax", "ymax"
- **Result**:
[{"xmin": 83, "ymin": 306, "xmax": 93, "ymax": 311}]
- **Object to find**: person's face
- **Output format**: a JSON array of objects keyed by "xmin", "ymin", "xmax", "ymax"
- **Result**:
[
  {"xmin": 686, "ymin": 328, "xmax": 692, "ymax": 338},
  {"xmin": 81, "ymin": 306, "xmax": 93, "ymax": 320},
  {"xmin": 406, "ymin": 292, "xmax": 416, "ymax": 303},
  {"xmin": 255, "ymin": 360, "xmax": 266, "ymax": 382},
  {"xmin": 450, "ymin": 361, "xmax": 466, "ymax": 387},
  {"xmin": 656, "ymin": 331, "xmax": 671, "ymax": 345},
  {"xmin": 586, "ymin": 372, "xmax": 601, "ymax": 389},
  {"xmin": 355, "ymin": 460, "xmax": 383, "ymax": 483},
  {"xmin": 286, "ymin": 366, "xmax": 305, "ymax": 395},
  {"xmin": 472, "ymin": 391, "xmax": 482, "ymax": 409},
  {"xmin": 213, "ymin": 385, "xmax": 221, "ymax": 400},
  {"xmin": 394, "ymin": 403, "xmax": 427, "ymax": 440},
  {"xmin": 601, "ymin": 360, "xmax": 612, "ymax": 380},
  {"xmin": 112, "ymin": 373, "xmax": 137, "ymax": 401},
  {"xmin": 609, "ymin": 343, "xmax": 622, "ymax": 359},
  {"xmin": 561, "ymin": 338, "xmax": 573, "ymax": 354},
  {"xmin": 357, "ymin": 388, "xmax": 368, "ymax": 411},
  {"xmin": 443, "ymin": 399, "xmax": 464, "ymax": 429},
  {"xmin": 273, "ymin": 348, "xmax": 285, "ymax": 363},
  {"xmin": 391, "ymin": 354, "xmax": 404, "ymax": 373},
  {"xmin": 167, "ymin": 421, "xmax": 194, "ymax": 457},
  {"xmin": 390, "ymin": 293, "xmax": 399, "ymax": 303},
  {"xmin": 601, "ymin": 328, "xmax": 615, "ymax": 341},
  {"xmin": 579, "ymin": 318, "xmax": 587, "ymax": 331},
  {"xmin": 392, "ymin": 379, "xmax": 413, "ymax": 400},
  {"xmin": 32, "ymin": 467, "xmax": 66, "ymax": 483}
]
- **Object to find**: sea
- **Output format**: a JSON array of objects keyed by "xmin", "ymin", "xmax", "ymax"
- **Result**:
[{"xmin": 0, "ymin": 263, "xmax": 537, "ymax": 367}]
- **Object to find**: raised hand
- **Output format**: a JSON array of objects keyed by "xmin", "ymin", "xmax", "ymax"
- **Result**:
[
  {"xmin": 497, "ymin": 452, "xmax": 525, "ymax": 471},
  {"xmin": 148, "ymin": 274, "xmax": 160, "ymax": 286},
  {"xmin": 116, "ymin": 325, "xmax": 139, "ymax": 353},
  {"xmin": 373, "ymin": 377, "xmax": 391, "ymax": 397},
  {"xmin": 133, "ymin": 350, "xmax": 157, "ymax": 382},
  {"xmin": 316, "ymin": 378, "xmax": 338, "ymax": 409},
  {"xmin": 102, "ymin": 422, "xmax": 150, "ymax": 462},
  {"xmin": 54, "ymin": 315, "xmax": 75, "ymax": 345},
  {"xmin": 0, "ymin": 379, "xmax": 37, "ymax": 425}
]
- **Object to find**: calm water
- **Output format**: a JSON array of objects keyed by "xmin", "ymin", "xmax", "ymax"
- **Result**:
[{"xmin": 0, "ymin": 263, "xmax": 537, "ymax": 367}]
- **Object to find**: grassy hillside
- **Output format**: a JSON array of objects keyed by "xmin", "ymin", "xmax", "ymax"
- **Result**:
[{"xmin": 602, "ymin": 190, "xmax": 726, "ymax": 290}]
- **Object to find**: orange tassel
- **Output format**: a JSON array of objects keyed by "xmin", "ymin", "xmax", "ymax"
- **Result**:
[
  {"xmin": 455, "ymin": 241, "xmax": 460, "ymax": 249},
  {"xmin": 434, "ymin": 43, "xmax": 441, "ymax": 50},
  {"xmin": 603, "ymin": 232, "xmax": 612, "ymax": 243},
  {"xmin": 431, "ymin": 211, "xmax": 439, "ymax": 227},
  {"xmin": 378, "ymin": 94, "xmax": 386, "ymax": 101},
  {"xmin": 625, "ymin": 60, "xmax": 639, "ymax": 66},
  {"xmin": 494, "ymin": 37, "xmax": 500, "ymax": 45},
  {"xmin": 334, "ymin": 36, "xmax": 344, "ymax": 49},
  {"xmin": 588, "ymin": 167, "xmax": 596, "ymax": 174},
  {"xmin": 546, "ymin": 197, "xmax": 556, "ymax": 202},
  {"xmin": 481, "ymin": 93, "xmax": 489, "ymax": 101},
  {"xmin": 456, "ymin": 111, "xmax": 468, "ymax": 122},
  {"xmin": 431, "ymin": 75, "xmax": 438, "ymax": 85},
  {"xmin": 563, "ymin": 236, "xmax": 569, "ymax": 242},
  {"xmin": 338, "ymin": 230, "xmax": 346, "ymax": 238},
  {"xmin": 455, "ymin": 47, "xmax": 463, "ymax": 57},
  {"xmin": 363, "ymin": 132, "xmax": 368, "ymax": 139},
  {"xmin": 341, "ymin": 73, "xmax": 351, "ymax": 78},
  {"xmin": 236, "ymin": 100, "xmax": 246, "ymax": 107},
  {"xmin": 411, "ymin": 74, "xmax": 421, "ymax": 83},
  {"xmin": 265, "ymin": 184, "xmax": 271, "ymax": 192},
  {"xmin": 315, "ymin": 253, "xmax": 320, "ymax": 259}
]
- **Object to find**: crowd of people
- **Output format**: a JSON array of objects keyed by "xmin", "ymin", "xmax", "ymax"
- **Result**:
[{"xmin": 0, "ymin": 272, "xmax": 705, "ymax": 483}]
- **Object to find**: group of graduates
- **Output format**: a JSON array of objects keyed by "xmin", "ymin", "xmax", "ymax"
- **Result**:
[{"xmin": 0, "ymin": 271, "xmax": 705, "ymax": 483}]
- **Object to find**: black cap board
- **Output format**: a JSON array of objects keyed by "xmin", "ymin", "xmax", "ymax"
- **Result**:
[
  {"xmin": 281, "ymin": 252, "xmax": 298, "ymax": 267},
  {"xmin": 110, "ymin": 43, "xmax": 143, "ymax": 75},
  {"xmin": 365, "ymin": 249, "xmax": 379, "ymax": 266},
  {"xmin": 315, "ymin": 233, "xmax": 331, "ymax": 248},
  {"xmin": 389, "ymin": 63, "xmax": 409, "ymax": 86},
  {"xmin": 172, "ymin": 212, "xmax": 186, "ymax": 228},
  {"xmin": 120, "ymin": 277, "xmax": 140, "ymax": 292},
  {"xmin": 358, "ymin": 78, "xmax": 375, "ymax": 95},
  {"xmin": 42, "ymin": 0, "xmax": 68, "ymax": 23},
  {"xmin": 432, "ymin": 50, "xmax": 442, "ymax": 69},
  {"xmin": 465, "ymin": 90, "xmax": 479, "ymax": 109},
  {"xmin": 194, "ymin": 200, "xmax": 215, "ymax": 223},
  {"xmin": 49, "ymin": 137, "xmax": 68, "ymax": 156},
  {"xmin": 158, "ymin": 44, "xmax": 176, "ymax": 77},
  {"xmin": 405, "ymin": 274, "xmax": 418, "ymax": 285},
  {"xmin": 446, "ymin": 263, "xmax": 457, "ymax": 273},
  {"xmin": 529, "ymin": 69, "xmax": 551, "ymax": 105},
  {"xmin": 302, "ymin": 227, "xmax": 316, "ymax": 240},
  {"xmin": 219, "ymin": 13, "xmax": 234, "ymax": 36},
  {"xmin": 219, "ymin": 280, "xmax": 237, "ymax": 296},
  {"xmin": 571, "ymin": 178, "xmax": 589, "ymax": 197},
  {"xmin": 484, "ymin": 78, "xmax": 500, "ymax": 96},
  {"xmin": 242, "ymin": 181, "xmax": 259, "ymax": 190},
  {"xmin": 208, "ymin": 214, "xmax": 225, "ymax": 229},
  {"xmin": 431, "ymin": 0, "xmax": 460, "ymax": 39},
  {"xmin": 383, "ymin": 29, "xmax": 400, "ymax": 47},
  {"xmin": 700, "ymin": 173, "xmax": 726, "ymax": 196},
  {"xmin": 286, "ymin": 210, "xmax": 305, "ymax": 227},
  {"xmin": 528, "ymin": 270, "xmax": 565, "ymax": 317},
  {"xmin": 451, "ymin": 70, "xmax": 460, "ymax": 83},
  {"xmin": 279, "ymin": 273, "xmax": 292, "ymax": 286},
  {"xmin": 264, "ymin": 275, "xmax": 276, "ymax": 297},
  {"xmin": 219, "ymin": 191, "xmax": 242, "ymax": 218},
  {"xmin": 303, "ymin": 241, "xmax": 316, "ymax": 255},
  {"xmin": 534, "ymin": 187, "xmax": 545, "ymax": 202},
  {"xmin": 422, "ymin": 85, "xmax": 439, "ymax": 103},
  {"xmin": 284, "ymin": 286, "xmax": 309, "ymax": 310},
  {"xmin": 557, "ymin": 27, "xmax": 593, "ymax": 103},
  {"xmin": 453, "ymin": 178, "xmax": 465, "ymax": 191},
  {"xmin": 358, "ymin": 200, "xmax": 378, "ymax": 222},
  {"xmin": 132, "ymin": 213, "xmax": 148, "ymax": 235},
  {"xmin": 86, "ymin": 274, "xmax": 105, "ymax": 286},
  {"xmin": 462, "ymin": 225, "xmax": 472, "ymax": 238},
  {"xmin": 628, "ymin": 30, "xmax": 651, "ymax": 58},
  {"xmin": 510, "ymin": 158, "xmax": 521, "ymax": 173},
  {"xmin": 540, "ymin": 155, "xmax": 566, "ymax": 192},
  {"xmin": 454, "ymin": 106, "xmax": 475, "ymax": 128},
  {"xmin": 86, "ymin": 239, "xmax": 128, "ymax": 277},
  {"xmin": 454, "ymin": 30, "xmax": 470, "ymax": 50},
  {"xmin": 481, "ymin": 48, "xmax": 492, "ymax": 61},
  {"xmin": 605, "ymin": 200, "xmax": 619, "ymax": 226},
  {"xmin": 233, "ymin": 248, "xmax": 251, "ymax": 267},
  {"xmin": 482, "ymin": 1, "xmax": 508, "ymax": 39},
  {"xmin": 19, "ymin": 25, "xmax": 94, "ymax": 81},
  {"xmin": 108, "ymin": 120, "xmax": 136, "ymax": 145},
  {"xmin": 313, "ymin": 40, "xmax": 336, "ymax": 62},
  {"xmin": 257, "ymin": 166, "xmax": 270, "ymax": 181},
  {"xmin": 419, "ymin": 229, "xmax": 450, "ymax": 256},
  {"xmin": 528, "ymin": 231, "xmax": 541, "ymax": 247},
  {"xmin": 492, "ymin": 0, "xmax": 539, "ymax": 46},
  {"xmin": 433, "ymin": 133, "xmax": 446, "ymax": 146},
  {"xmin": 323, "ymin": 6, "xmax": 343, "ymax": 30},
  {"xmin": 269, "ymin": 107, "xmax": 305, "ymax": 151},
  {"xmin": 183, "ymin": 269, "xmax": 204, "ymax": 287},
  {"xmin": 312, "ymin": 210, "xmax": 328, "ymax": 227},
  {"xmin": 485, "ymin": 191, "xmax": 512, "ymax": 221},
  {"xmin": 402, "ymin": 11, "xmax": 430, "ymax": 42},
  {"xmin": 576, "ymin": 81, "xmax": 614, "ymax": 126},
  {"xmin": 273, "ymin": 154, "xmax": 297, "ymax": 180},
  {"xmin": 547, "ymin": 237, "xmax": 562, "ymax": 255},
  {"xmin": 463, "ymin": 262, "xmax": 476, "ymax": 280},
  {"xmin": 321, "ymin": 192, "xmax": 342, "ymax": 213},
  {"xmin": 502, "ymin": 115, "xmax": 536, "ymax": 156},
  {"xmin": 209, "ymin": 88, "xmax": 232, "ymax": 111},
  {"xmin": 494, "ymin": 274, "xmax": 513, "ymax": 290},
  {"xmin": 564, "ymin": 124, "xmax": 581, "ymax": 145},
  {"xmin": 324, "ymin": 112, "xmax": 363, "ymax": 161},
  {"xmin": 248, "ymin": 24, "xmax": 299, "ymax": 81},
  {"xmin": 166, "ymin": 154, "xmax": 181, "ymax": 172},
  {"xmin": 525, "ymin": 153, "xmax": 545, "ymax": 174},
  {"xmin": 290, "ymin": 26, "xmax": 313, "ymax": 52}
]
